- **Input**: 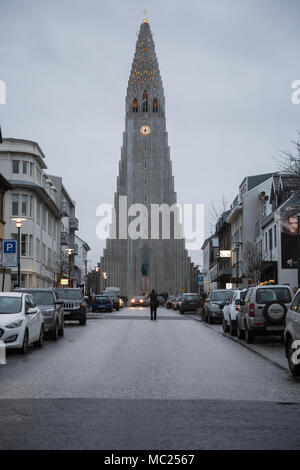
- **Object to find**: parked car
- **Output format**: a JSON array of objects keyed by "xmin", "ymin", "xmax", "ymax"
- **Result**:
[
  {"xmin": 0, "ymin": 292, "xmax": 44, "ymax": 354},
  {"xmin": 204, "ymin": 290, "xmax": 234, "ymax": 324},
  {"xmin": 157, "ymin": 296, "xmax": 165, "ymax": 307},
  {"xmin": 284, "ymin": 289, "xmax": 300, "ymax": 376},
  {"xmin": 173, "ymin": 296, "xmax": 182, "ymax": 311},
  {"xmin": 236, "ymin": 285, "xmax": 292, "ymax": 344},
  {"xmin": 130, "ymin": 296, "xmax": 147, "ymax": 307},
  {"xmin": 222, "ymin": 289, "xmax": 247, "ymax": 335},
  {"xmin": 56, "ymin": 288, "xmax": 87, "ymax": 326},
  {"xmin": 166, "ymin": 295, "xmax": 175, "ymax": 309},
  {"xmin": 106, "ymin": 292, "xmax": 120, "ymax": 311},
  {"xmin": 180, "ymin": 293, "xmax": 202, "ymax": 314},
  {"xmin": 14, "ymin": 288, "xmax": 64, "ymax": 340},
  {"xmin": 91, "ymin": 295, "xmax": 113, "ymax": 312}
]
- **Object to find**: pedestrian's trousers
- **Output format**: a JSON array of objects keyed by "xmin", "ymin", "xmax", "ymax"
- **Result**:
[{"xmin": 150, "ymin": 306, "xmax": 157, "ymax": 319}]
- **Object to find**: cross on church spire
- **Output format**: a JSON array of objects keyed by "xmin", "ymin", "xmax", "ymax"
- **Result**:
[{"xmin": 142, "ymin": 8, "xmax": 149, "ymax": 23}]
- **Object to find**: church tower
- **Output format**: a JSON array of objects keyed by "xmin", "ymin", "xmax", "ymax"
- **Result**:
[{"xmin": 100, "ymin": 19, "xmax": 192, "ymax": 296}]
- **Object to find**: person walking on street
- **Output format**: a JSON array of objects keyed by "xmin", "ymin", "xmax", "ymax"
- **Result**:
[{"xmin": 149, "ymin": 289, "xmax": 158, "ymax": 321}]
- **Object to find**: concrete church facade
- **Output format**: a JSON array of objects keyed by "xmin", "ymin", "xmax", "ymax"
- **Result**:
[{"xmin": 100, "ymin": 19, "xmax": 192, "ymax": 296}]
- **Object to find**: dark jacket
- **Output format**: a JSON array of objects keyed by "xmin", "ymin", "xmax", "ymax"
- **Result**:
[{"xmin": 149, "ymin": 291, "xmax": 158, "ymax": 307}]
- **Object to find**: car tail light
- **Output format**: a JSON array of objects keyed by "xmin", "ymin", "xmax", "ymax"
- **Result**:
[
  {"xmin": 249, "ymin": 304, "xmax": 255, "ymax": 317},
  {"xmin": 235, "ymin": 305, "xmax": 240, "ymax": 312}
]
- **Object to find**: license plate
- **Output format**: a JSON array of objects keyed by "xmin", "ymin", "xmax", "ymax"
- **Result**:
[{"xmin": 266, "ymin": 325, "xmax": 284, "ymax": 331}]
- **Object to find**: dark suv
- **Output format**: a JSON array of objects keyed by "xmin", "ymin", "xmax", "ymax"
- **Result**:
[
  {"xmin": 106, "ymin": 292, "xmax": 120, "ymax": 311},
  {"xmin": 14, "ymin": 288, "xmax": 64, "ymax": 339},
  {"xmin": 56, "ymin": 288, "xmax": 87, "ymax": 326},
  {"xmin": 204, "ymin": 290, "xmax": 234, "ymax": 324},
  {"xmin": 179, "ymin": 293, "xmax": 202, "ymax": 314}
]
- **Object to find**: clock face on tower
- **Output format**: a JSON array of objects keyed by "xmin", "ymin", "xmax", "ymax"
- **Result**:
[{"xmin": 140, "ymin": 124, "xmax": 151, "ymax": 136}]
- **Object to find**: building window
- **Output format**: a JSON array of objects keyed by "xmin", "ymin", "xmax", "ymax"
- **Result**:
[
  {"xmin": 42, "ymin": 207, "xmax": 47, "ymax": 230},
  {"xmin": 47, "ymin": 247, "xmax": 52, "ymax": 266},
  {"xmin": 30, "ymin": 162, "xmax": 34, "ymax": 177},
  {"xmin": 265, "ymin": 232, "xmax": 268, "ymax": 251},
  {"xmin": 144, "ymin": 146, "xmax": 147, "ymax": 153},
  {"xmin": 12, "ymin": 160, "xmax": 20, "ymax": 174},
  {"xmin": 142, "ymin": 90, "xmax": 148, "ymax": 112},
  {"xmin": 37, "ymin": 201, "xmax": 41, "ymax": 224},
  {"xmin": 153, "ymin": 98, "xmax": 158, "ymax": 112},
  {"xmin": 42, "ymin": 243, "xmax": 46, "ymax": 264},
  {"xmin": 144, "ymin": 162, "xmax": 147, "ymax": 169},
  {"xmin": 274, "ymin": 225, "xmax": 277, "ymax": 247},
  {"xmin": 12, "ymin": 194, "xmax": 19, "ymax": 216},
  {"xmin": 269, "ymin": 229, "xmax": 273, "ymax": 251},
  {"xmin": 132, "ymin": 98, "xmax": 138, "ymax": 113},
  {"xmin": 29, "ymin": 196, "xmax": 34, "ymax": 217},
  {"xmin": 23, "ymin": 161, "xmax": 28, "ymax": 174},
  {"xmin": 21, "ymin": 195, "xmax": 28, "ymax": 216},
  {"xmin": 36, "ymin": 238, "xmax": 40, "ymax": 261},
  {"xmin": 11, "ymin": 273, "xmax": 26, "ymax": 290},
  {"xmin": 36, "ymin": 168, "xmax": 42, "ymax": 185}
]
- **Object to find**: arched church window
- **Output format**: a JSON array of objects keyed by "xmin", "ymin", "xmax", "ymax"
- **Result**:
[
  {"xmin": 142, "ymin": 91, "xmax": 148, "ymax": 113},
  {"xmin": 153, "ymin": 98, "xmax": 158, "ymax": 113},
  {"xmin": 132, "ymin": 98, "xmax": 138, "ymax": 113}
]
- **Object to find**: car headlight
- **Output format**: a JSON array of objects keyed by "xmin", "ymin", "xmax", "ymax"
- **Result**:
[
  {"xmin": 5, "ymin": 319, "xmax": 23, "ymax": 329},
  {"xmin": 41, "ymin": 309, "xmax": 55, "ymax": 316},
  {"xmin": 211, "ymin": 304, "xmax": 220, "ymax": 310}
]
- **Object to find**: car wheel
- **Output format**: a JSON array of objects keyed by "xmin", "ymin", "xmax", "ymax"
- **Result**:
[
  {"xmin": 58, "ymin": 321, "xmax": 64, "ymax": 337},
  {"xmin": 229, "ymin": 319, "xmax": 236, "ymax": 337},
  {"xmin": 50, "ymin": 321, "xmax": 59, "ymax": 340},
  {"xmin": 237, "ymin": 322, "xmax": 245, "ymax": 340},
  {"xmin": 287, "ymin": 337, "xmax": 300, "ymax": 377},
  {"xmin": 35, "ymin": 326, "xmax": 44, "ymax": 348},
  {"xmin": 208, "ymin": 314, "xmax": 213, "ymax": 324},
  {"xmin": 116, "ymin": 307, "xmax": 120, "ymax": 311},
  {"xmin": 20, "ymin": 329, "xmax": 29, "ymax": 354},
  {"xmin": 222, "ymin": 317, "xmax": 229, "ymax": 333},
  {"xmin": 245, "ymin": 324, "xmax": 254, "ymax": 344}
]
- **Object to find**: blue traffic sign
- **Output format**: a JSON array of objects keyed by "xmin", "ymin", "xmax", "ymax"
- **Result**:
[{"xmin": 2, "ymin": 240, "xmax": 18, "ymax": 267}]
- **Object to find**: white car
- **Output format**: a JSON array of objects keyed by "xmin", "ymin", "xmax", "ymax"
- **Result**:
[
  {"xmin": 222, "ymin": 290, "xmax": 247, "ymax": 336},
  {"xmin": 0, "ymin": 292, "xmax": 44, "ymax": 354}
]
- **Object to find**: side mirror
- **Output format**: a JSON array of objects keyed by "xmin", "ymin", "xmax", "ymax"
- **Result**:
[{"xmin": 27, "ymin": 307, "xmax": 38, "ymax": 314}]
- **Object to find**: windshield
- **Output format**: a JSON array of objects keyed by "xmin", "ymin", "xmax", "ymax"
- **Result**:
[
  {"xmin": 57, "ymin": 289, "xmax": 83, "ymax": 301},
  {"xmin": 24, "ymin": 291, "xmax": 54, "ymax": 306},
  {"xmin": 95, "ymin": 296, "xmax": 109, "ymax": 301},
  {"xmin": 184, "ymin": 295, "xmax": 199, "ymax": 301},
  {"xmin": 211, "ymin": 291, "xmax": 233, "ymax": 301},
  {"xmin": 0, "ymin": 297, "xmax": 22, "ymax": 314},
  {"xmin": 256, "ymin": 288, "xmax": 291, "ymax": 304}
]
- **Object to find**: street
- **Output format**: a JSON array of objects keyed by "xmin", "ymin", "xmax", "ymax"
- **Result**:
[{"xmin": 0, "ymin": 306, "xmax": 300, "ymax": 450}]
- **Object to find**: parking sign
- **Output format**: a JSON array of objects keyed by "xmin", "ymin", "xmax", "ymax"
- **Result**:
[{"xmin": 2, "ymin": 240, "xmax": 18, "ymax": 267}]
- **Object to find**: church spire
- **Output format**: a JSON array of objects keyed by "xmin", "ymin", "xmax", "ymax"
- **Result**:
[{"xmin": 128, "ymin": 20, "xmax": 163, "ymax": 90}]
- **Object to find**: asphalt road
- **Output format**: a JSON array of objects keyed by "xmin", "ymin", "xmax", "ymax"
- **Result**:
[{"xmin": 0, "ymin": 307, "xmax": 300, "ymax": 449}]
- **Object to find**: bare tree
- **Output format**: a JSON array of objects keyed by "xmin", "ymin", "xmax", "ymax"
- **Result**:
[
  {"xmin": 207, "ymin": 195, "xmax": 229, "ymax": 232},
  {"xmin": 243, "ymin": 242, "xmax": 265, "ymax": 284},
  {"xmin": 277, "ymin": 132, "xmax": 300, "ymax": 182}
]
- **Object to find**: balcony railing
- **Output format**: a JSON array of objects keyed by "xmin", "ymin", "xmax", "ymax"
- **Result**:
[
  {"xmin": 61, "ymin": 232, "xmax": 69, "ymax": 246},
  {"xmin": 69, "ymin": 217, "xmax": 79, "ymax": 231},
  {"xmin": 61, "ymin": 201, "xmax": 70, "ymax": 217}
]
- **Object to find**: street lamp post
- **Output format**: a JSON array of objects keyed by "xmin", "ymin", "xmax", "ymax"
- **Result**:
[
  {"xmin": 102, "ymin": 272, "xmax": 108, "ymax": 290},
  {"xmin": 11, "ymin": 218, "xmax": 27, "ymax": 288},
  {"xmin": 66, "ymin": 248, "xmax": 74, "ymax": 288}
]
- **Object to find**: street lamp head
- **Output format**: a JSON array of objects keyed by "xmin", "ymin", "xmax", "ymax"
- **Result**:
[
  {"xmin": 66, "ymin": 248, "xmax": 74, "ymax": 255},
  {"xmin": 11, "ymin": 217, "xmax": 27, "ymax": 228}
]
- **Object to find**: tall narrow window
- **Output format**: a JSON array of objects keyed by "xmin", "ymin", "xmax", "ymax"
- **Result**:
[
  {"xmin": 132, "ymin": 98, "xmax": 138, "ymax": 113},
  {"xmin": 12, "ymin": 194, "xmax": 19, "ymax": 216},
  {"xmin": 153, "ymin": 98, "xmax": 158, "ymax": 112},
  {"xmin": 142, "ymin": 90, "xmax": 148, "ymax": 112}
]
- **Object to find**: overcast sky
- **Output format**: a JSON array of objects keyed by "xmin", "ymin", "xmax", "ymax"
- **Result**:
[{"xmin": 1, "ymin": 0, "xmax": 300, "ymax": 269}]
